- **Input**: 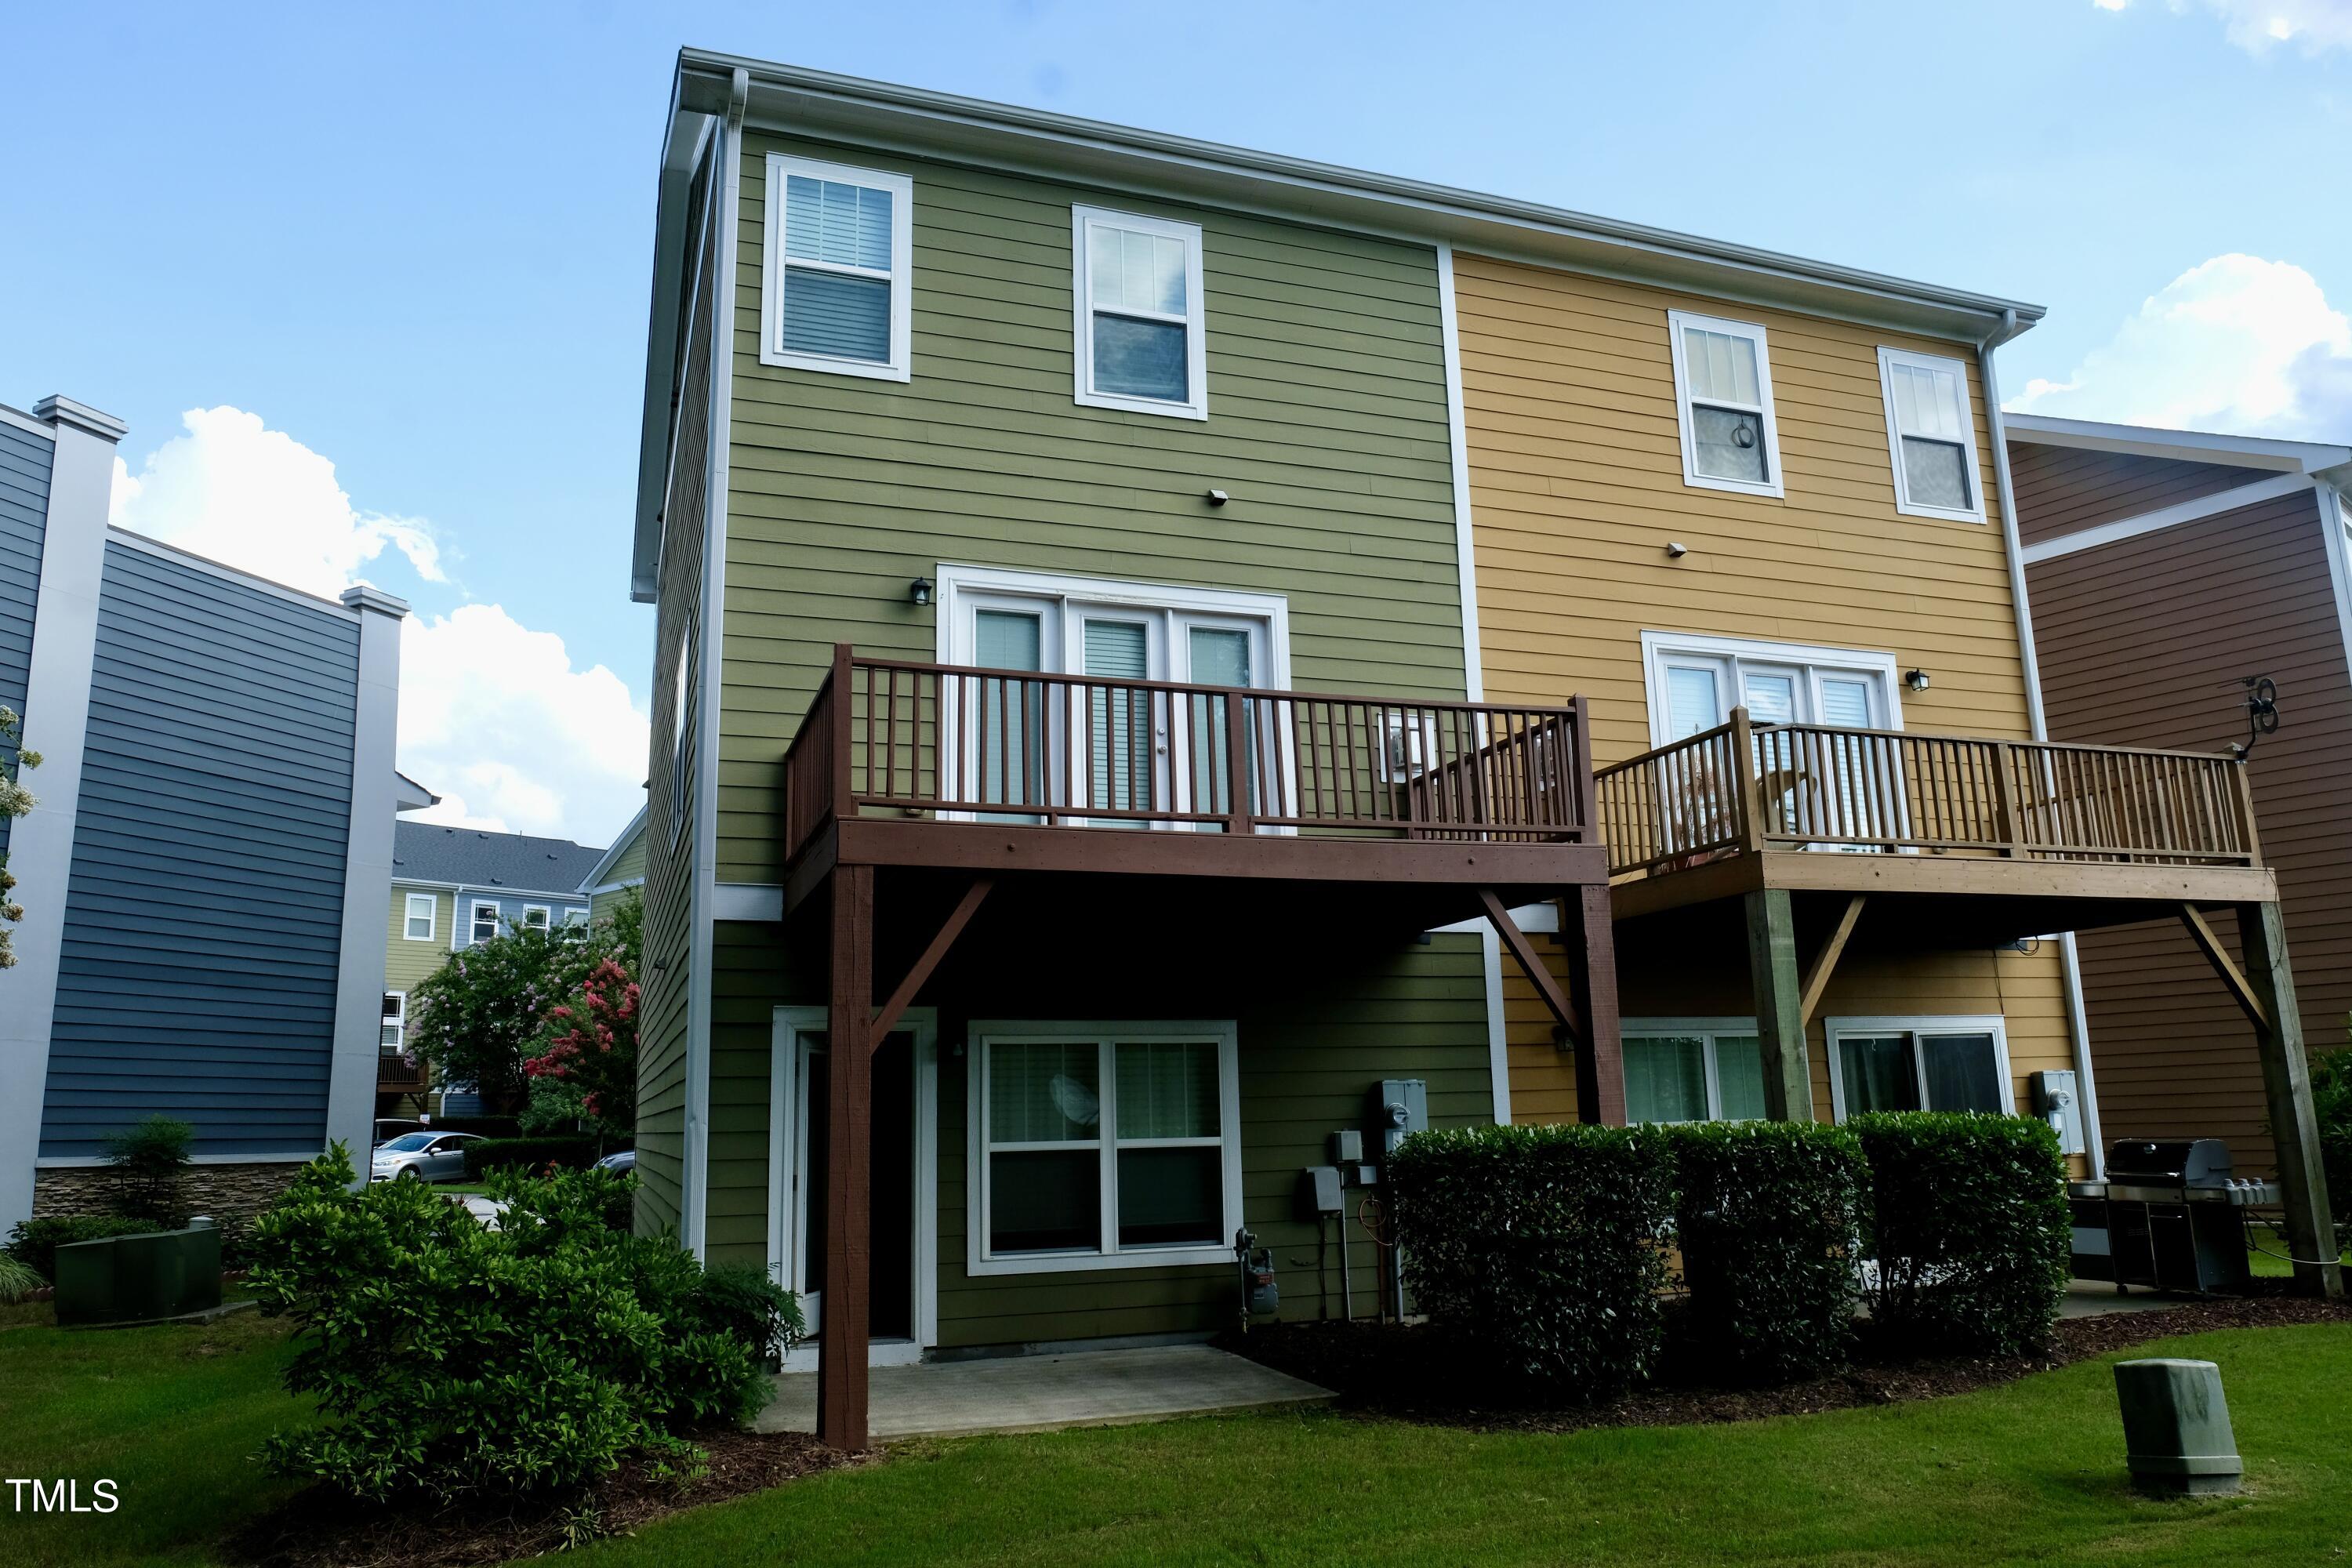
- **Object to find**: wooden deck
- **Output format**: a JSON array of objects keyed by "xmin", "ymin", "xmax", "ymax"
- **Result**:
[{"xmin": 1595, "ymin": 707, "xmax": 2274, "ymax": 937}]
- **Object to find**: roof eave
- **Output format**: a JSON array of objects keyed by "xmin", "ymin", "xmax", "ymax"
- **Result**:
[{"xmin": 2004, "ymin": 412, "xmax": 2352, "ymax": 475}]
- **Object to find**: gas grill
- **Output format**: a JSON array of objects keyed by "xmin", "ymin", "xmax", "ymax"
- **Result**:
[{"xmin": 2068, "ymin": 1138, "xmax": 2275, "ymax": 1294}]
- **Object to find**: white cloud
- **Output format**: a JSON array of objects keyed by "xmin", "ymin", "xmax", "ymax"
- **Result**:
[
  {"xmin": 111, "ymin": 406, "xmax": 443, "ymax": 600},
  {"xmin": 107, "ymin": 406, "xmax": 647, "ymax": 845},
  {"xmin": 2009, "ymin": 254, "xmax": 2352, "ymax": 440},
  {"xmin": 2095, "ymin": 0, "xmax": 2352, "ymax": 54},
  {"xmin": 396, "ymin": 604, "xmax": 648, "ymax": 841}
]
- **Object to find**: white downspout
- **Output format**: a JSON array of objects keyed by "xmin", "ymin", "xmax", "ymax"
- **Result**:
[{"xmin": 1979, "ymin": 310, "xmax": 2105, "ymax": 1179}]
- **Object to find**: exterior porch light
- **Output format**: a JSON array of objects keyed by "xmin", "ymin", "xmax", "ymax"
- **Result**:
[
  {"xmin": 909, "ymin": 576, "xmax": 935, "ymax": 608},
  {"xmin": 1905, "ymin": 668, "xmax": 1930, "ymax": 693}
]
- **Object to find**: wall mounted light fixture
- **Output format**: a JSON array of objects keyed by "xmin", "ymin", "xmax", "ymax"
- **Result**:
[
  {"xmin": 1664, "ymin": 541, "xmax": 1689, "ymax": 558},
  {"xmin": 1905, "ymin": 668, "xmax": 1931, "ymax": 693},
  {"xmin": 1205, "ymin": 488, "xmax": 1229, "ymax": 506},
  {"xmin": 909, "ymin": 576, "xmax": 935, "ymax": 608}
]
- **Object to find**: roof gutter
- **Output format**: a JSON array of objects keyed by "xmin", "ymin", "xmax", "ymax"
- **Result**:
[
  {"xmin": 1978, "ymin": 307, "xmax": 2104, "ymax": 1180},
  {"xmin": 631, "ymin": 78, "xmax": 718, "ymax": 602}
]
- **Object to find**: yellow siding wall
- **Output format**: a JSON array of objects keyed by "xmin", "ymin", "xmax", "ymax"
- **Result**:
[
  {"xmin": 1450, "ymin": 254, "xmax": 2075, "ymax": 1128},
  {"xmin": 384, "ymin": 887, "xmax": 453, "ymax": 992}
]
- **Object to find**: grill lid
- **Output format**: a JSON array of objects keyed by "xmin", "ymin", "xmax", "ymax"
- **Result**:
[{"xmin": 2104, "ymin": 1138, "xmax": 2235, "ymax": 1186}]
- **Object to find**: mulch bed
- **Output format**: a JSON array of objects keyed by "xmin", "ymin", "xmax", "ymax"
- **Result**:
[
  {"xmin": 1220, "ymin": 1294, "xmax": 2352, "ymax": 1436},
  {"xmin": 230, "ymin": 1428, "xmax": 862, "ymax": 1568}
]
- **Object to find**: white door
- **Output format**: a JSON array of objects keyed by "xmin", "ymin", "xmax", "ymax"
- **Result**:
[{"xmin": 1650, "ymin": 646, "xmax": 1900, "ymax": 847}]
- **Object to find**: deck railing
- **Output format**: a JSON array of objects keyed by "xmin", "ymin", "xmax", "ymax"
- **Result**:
[
  {"xmin": 1595, "ymin": 707, "xmax": 2260, "ymax": 879},
  {"xmin": 376, "ymin": 1054, "xmax": 426, "ymax": 1091},
  {"xmin": 782, "ymin": 645, "xmax": 1596, "ymax": 865}
]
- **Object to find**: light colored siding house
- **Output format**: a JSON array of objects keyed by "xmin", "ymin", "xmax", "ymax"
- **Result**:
[
  {"xmin": 380, "ymin": 820, "xmax": 605, "ymax": 1113},
  {"xmin": 2008, "ymin": 415, "xmax": 2352, "ymax": 1175},
  {"xmin": 630, "ymin": 54, "xmax": 1627, "ymax": 1446},
  {"xmin": 579, "ymin": 804, "xmax": 647, "ymax": 918},
  {"xmin": 0, "ymin": 394, "xmax": 408, "ymax": 1232}
]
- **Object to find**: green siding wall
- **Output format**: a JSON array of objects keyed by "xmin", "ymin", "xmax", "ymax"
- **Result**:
[
  {"xmin": 704, "ymin": 920, "xmax": 1490, "ymax": 1346},
  {"xmin": 718, "ymin": 131, "xmax": 1468, "ymax": 884}
]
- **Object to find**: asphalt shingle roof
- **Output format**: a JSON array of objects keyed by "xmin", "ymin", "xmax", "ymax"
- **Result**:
[{"xmin": 392, "ymin": 822, "xmax": 607, "ymax": 896}]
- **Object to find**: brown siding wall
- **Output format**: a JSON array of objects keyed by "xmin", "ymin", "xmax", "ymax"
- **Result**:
[
  {"xmin": 2026, "ymin": 482, "xmax": 2352, "ymax": 1173},
  {"xmin": 1449, "ymin": 252, "xmax": 2078, "ymax": 1125},
  {"xmin": 2008, "ymin": 441, "xmax": 2274, "ymax": 546}
]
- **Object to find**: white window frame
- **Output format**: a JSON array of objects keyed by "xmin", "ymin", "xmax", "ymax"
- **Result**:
[
  {"xmin": 1666, "ymin": 309, "xmax": 1785, "ymax": 499},
  {"xmin": 1072, "ymin": 205, "xmax": 1209, "ymax": 421},
  {"xmin": 1621, "ymin": 1018, "xmax": 1766, "ymax": 1123},
  {"xmin": 380, "ymin": 991, "xmax": 406, "ymax": 1051},
  {"xmin": 967, "ymin": 1019, "xmax": 1243, "ymax": 1276},
  {"xmin": 759, "ymin": 153, "xmax": 913, "ymax": 382},
  {"xmin": 670, "ymin": 612, "xmax": 697, "ymax": 852},
  {"xmin": 1876, "ymin": 346, "xmax": 1987, "ymax": 524},
  {"xmin": 1639, "ymin": 630, "xmax": 1904, "ymax": 748},
  {"xmin": 934, "ymin": 563, "xmax": 1294, "ymax": 829},
  {"xmin": 467, "ymin": 899, "xmax": 501, "ymax": 947},
  {"xmin": 562, "ymin": 908, "xmax": 590, "ymax": 933},
  {"xmin": 403, "ymin": 891, "xmax": 437, "ymax": 942},
  {"xmin": 522, "ymin": 905, "xmax": 552, "ymax": 931},
  {"xmin": 1824, "ymin": 1014, "xmax": 2014, "ymax": 1121}
]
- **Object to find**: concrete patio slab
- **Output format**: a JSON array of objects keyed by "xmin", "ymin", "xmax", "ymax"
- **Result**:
[
  {"xmin": 757, "ymin": 1342, "xmax": 1334, "ymax": 1443},
  {"xmin": 2061, "ymin": 1279, "xmax": 2196, "ymax": 1319}
]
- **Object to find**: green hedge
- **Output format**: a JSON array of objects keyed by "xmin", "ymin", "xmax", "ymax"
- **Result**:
[
  {"xmin": 1852, "ymin": 1112, "xmax": 2070, "ymax": 1356},
  {"xmin": 5, "ymin": 1217, "xmax": 166, "ymax": 1282},
  {"xmin": 1386, "ymin": 1124, "xmax": 1675, "ymax": 1398},
  {"xmin": 462, "ymin": 1135, "xmax": 610, "ymax": 1178},
  {"xmin": 249, "ymin": 1149, "xmax": 798, "ymax": 1501},
  {"xmin": 1668, "ymin": 1121, "xmax": 1866, "ymax": 1382}
]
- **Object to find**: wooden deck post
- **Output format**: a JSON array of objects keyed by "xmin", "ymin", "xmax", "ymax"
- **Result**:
[
  {"xmin": 1563, "ymin": 884, "xmax": 1624, "ymax": 1125},
  {"xmin": 818, "ymin": 864, "xmax": 876, "ymax": 1449},
  {"xmin": 2234, "ymin": 900, "xmax": 2342, "ymax": 1299},
  {"xmin": 1744, "ymin": 887, "xmax": 1813, "ymax": 1121}
]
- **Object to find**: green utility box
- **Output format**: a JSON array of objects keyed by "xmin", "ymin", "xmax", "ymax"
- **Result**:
[
  {"xmin": 2114, "ymin": 1357, "xmax": 2242, "ymax": 1496},
  {"xmin": 53, "ymin": 1221, "xmax": 223, "ymax": 1327}
]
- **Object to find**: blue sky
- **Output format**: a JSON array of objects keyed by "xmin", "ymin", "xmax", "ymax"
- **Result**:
[{"xmin": 5, "ymin": 0, "xmax": 2349, "ymax": 845}]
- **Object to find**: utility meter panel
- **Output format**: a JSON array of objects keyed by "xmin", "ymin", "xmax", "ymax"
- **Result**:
[
  {"xmin": 2031, "ymin": 1069, "xmax": 2084, "ymax": 1156},
  {"xmin": 1369, "ymin": 1079, "xmax": 1428, "ymax": 1159}
]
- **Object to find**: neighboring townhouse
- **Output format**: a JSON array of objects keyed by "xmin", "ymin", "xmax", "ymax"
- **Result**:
[
  {"xmin": 628, "ymin": 53, "xmax": 2339, "ymax": 1443},
  {"xmin": 632, "ymin": 53, "xmax": 1621, "ymax": 1444},
  {"xmin": 1, "ymin": 394, "xmax": 408, "ymax": 1231},
  {"xmin": 2006, "ymin": 414, "xmax": 2352, "ymax": 1174},
  {"xmin": 381, "ymin": 819, "xmax": 605, "ymax": 1112},
  {"xmin": 579, "ymin": 803, "xmax": 647, "ymax": 918}
]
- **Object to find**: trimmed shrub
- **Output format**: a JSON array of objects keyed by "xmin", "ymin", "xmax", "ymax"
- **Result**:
[
  {"xmin": 5, "ymin": 1216, "xmax": 166, "ymax": 1282},
  {"xmin": 249, "ymin": 1147, "xmax": 796, "ymax": 1503},
  {"xmin": 462, "ymin": 1134, "xmax": 609, "ymax": 1178},
  {"xmin": 1667, "ymin": 1121, "xmax": 1866, "ymax": 1382},
  {"xmin": 100, "ymin": 1114, "xmax": 195, "ymax": 1225},
  {"xmin": 1386, "ymin": 1123, "xmax": 1675, "ymax": 1398},
  {"xmin": 1851, "ymin": 1111, "xmax": 2070, "ymax": 1356}
]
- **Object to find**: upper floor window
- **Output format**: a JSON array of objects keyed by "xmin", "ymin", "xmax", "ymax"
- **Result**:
[
  {"xmin": 1667, "ymin": 310, "xmax": 1784, "ymax": 499},
  {"xmin": 469, "ymin": 900, "xmax": 500, "ymax": 946},
  {"xmin": 760, "ymin": 154, "xmax": 913, "ymax": 382},
  {"xmin": 1877, "ymin": 347, "xmax": 1986, "ymax": 522},
  {"xmin": 380, "ymin": 992, "xmax": 406, "ymax": 1051},
  {"xmin": 1073, "ymin": 207, "xmax": 1208, "ymax": 420},
  {"xmin": 403, "ymin": 892, "xmax": 436, "ymax": 942},
  {"xmin": 523, "ymin": 906, "xmax": 552, "ymax": 932},
  {"xmin": 563, "ymin": 909, "xmax": 590, "ymax": 937}
]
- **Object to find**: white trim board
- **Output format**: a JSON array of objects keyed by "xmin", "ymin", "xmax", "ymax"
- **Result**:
[
  {"xmin": 711, "ymin": 882, "xmax": 786, "ymax": 922},
  {"xmin": 2318, "ymin": 485, "xmax": 2352, "ymax": 720},
  {"xmin": 1435, "ymin": 243, "xmax": 1485, "ymax": 704},
  {"xmin": 1636, "ymin": 629, "xmax": 1904, "ymax": 747},
  {"xmin": 2019, "ymin": 471, "xmax": 2314, "ymax": 565},
  {"xmin": 757, "ymin": 151, "xmax": 915, "ymax": 383}
]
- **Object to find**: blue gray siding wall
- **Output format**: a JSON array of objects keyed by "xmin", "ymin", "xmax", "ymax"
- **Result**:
[
  {"xmin": 445, "ymin": 888, "xmax": 591, "ymax": 946},
  {"xmin": 0, "ymin": 420, "xmax": 52, "ymax": 856},
  {"xmin": 38, "ymin": 539, "xmax": 361, "ymax": 1159}
]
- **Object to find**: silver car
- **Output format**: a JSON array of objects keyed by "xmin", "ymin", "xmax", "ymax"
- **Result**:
[{"xmin": 370, "ymin": 1131, "xmax": 483, "ymax": 1183}]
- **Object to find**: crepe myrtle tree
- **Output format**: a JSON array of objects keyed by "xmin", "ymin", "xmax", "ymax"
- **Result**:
[
  {"xmin": 0, "ymin": 706, "xmax": 38, "ymax": 969},
  {"xmin": 407, "ymin": 891, "xmax": 642, "ymax": 1119},
  {"xmin": 522, "ymin": 890, "xmax": 643, "ymax": 1141}
]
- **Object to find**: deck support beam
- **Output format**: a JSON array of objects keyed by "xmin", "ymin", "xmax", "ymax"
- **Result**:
[
  {"xmin": 818, "ymin": 864, "xmax": 875, "ymax": 1450},
  {"xmin": 2177, "ymin": 904, "xmax": 2269, "ymax": 1031},
  {"xmin": 1479, "ymin": 890, "xmax": 1577, "ymax": 1050},
  {"xmin": 1798, "ymin": 895, "xmax": 1865, "ymax": 1029},
  {"xmin": 871, "ymin": 877, "xmax": 992, "ymax": 1047},
  {"xmin": 1744, "ymin": 887, "xmax": 1814, "ymax": 1122},
  {"xmin": 1562, "ymin": 884, "xmax": 1625, "ymax": 1125},
  {"xmin": 2232, "ymin": 901, "xmax": 2342, "ymax": 1299}
]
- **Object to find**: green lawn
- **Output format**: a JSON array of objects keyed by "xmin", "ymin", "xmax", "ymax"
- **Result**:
[{"xmin": 2, "ymin": 1312, "xmax": 2349, "ymax": 1566}]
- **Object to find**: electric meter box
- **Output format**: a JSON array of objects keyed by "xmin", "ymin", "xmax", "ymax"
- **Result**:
[
  {"xmin": 2031, "ymin": 1069, "xmax": 2085, "ymax": 1156},
  {"xmin": 1368, "ymin": 1079, "xmax": 1428, "ymax": 1158}
]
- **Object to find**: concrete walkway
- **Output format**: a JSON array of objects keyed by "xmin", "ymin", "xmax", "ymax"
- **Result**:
[
  {"xmin": 2060, "ymin": 1279, "xmax": 2196, "ymax": 1319},
  {"xmin": 757, "ymin": 1342, "xmax": 1334, "ymax": 1443}
]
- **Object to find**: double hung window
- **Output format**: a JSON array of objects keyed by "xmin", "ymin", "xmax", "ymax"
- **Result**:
[
  {"xmin": 469, "ymin": 900, "xmax": 501, "ymax": 946},
  {"xmin": 1877, "ymin": 347, "xmax": 1986, "ymax": 521},
  {"xmin": 1667, "ymin": 310, "xmax": 1784, "ymax": 497},
  {"xmin": 404, "ymin": 892, "xmax": 436, "ymax": 942},
  {"xmin": 760, "ymin": 154, "xmax": 913, "ymax": 380},
  {"xmin": 971, "ymin": 1022, "xmax": 1242, "ymax": 1274},
  {"xmin": 380, "ymin": 992, "xmax": 406, "ymax": 1051},
  {"xmin": 1073, "ymin": 207, "xmax": 1208, "ymax": 419}
]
